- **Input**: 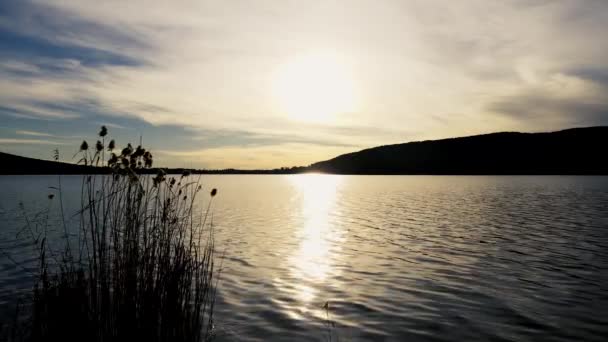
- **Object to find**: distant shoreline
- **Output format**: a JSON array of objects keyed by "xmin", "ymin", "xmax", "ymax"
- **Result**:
[
  {"xmin": 1, "ymin": 170, "xmax": 607, "ymax": 176},
  {"xmin": 2, "ymin": 126, "xmax": 607, "ymax": 176}
]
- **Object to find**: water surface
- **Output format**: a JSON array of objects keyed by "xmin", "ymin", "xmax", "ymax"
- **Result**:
[{"xmin": 1, "ymin": 175, "xmax": 607, "ymax": 341}]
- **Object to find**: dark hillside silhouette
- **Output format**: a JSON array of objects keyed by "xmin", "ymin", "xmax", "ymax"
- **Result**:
[
  {"xmin": 309, "ymin": 126, "xmax": 608, "ymax": 175},
  {"xmin": 0, "ymin": 151, "xmax": 101, "ymax": 174}
]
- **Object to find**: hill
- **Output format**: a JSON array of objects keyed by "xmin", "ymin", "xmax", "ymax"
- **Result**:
[
  {"xmin": 0, "ymin": 152, "xmax": 102, "ymax": 175},
  {"xmin": 308, "ymin": 126, "xmax": 608, "ymax": 175}
]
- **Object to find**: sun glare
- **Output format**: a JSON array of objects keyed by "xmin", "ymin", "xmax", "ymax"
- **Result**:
[{"xmin": 273, "ymin": 53, "xmax": 356, "ymax": 123}]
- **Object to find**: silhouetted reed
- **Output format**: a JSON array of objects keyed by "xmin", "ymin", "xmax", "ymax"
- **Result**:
[{"xmin": 14, "ymin": 126, "xmax": 218, "ymax": 341}]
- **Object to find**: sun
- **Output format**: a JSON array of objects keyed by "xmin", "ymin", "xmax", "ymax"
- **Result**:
[{"xmin": 273, "ymin": 53, "xmax": 356, "ymax": 123}]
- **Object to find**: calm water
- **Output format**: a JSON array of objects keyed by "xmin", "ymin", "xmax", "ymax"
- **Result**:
[{"xmin": 1, "ymin": 175, "xmax": 608, "ymax": 341}]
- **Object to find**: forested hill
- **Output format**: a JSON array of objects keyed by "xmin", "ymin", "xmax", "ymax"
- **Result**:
[{"xmin": 309, "ymin": 127, "xmax": 608, "ymax": 175}]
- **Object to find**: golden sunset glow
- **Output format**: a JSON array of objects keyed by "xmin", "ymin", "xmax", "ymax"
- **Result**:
[{"xmin": 273, "ymin": 53, "xmax": 356, "ymax": 123}]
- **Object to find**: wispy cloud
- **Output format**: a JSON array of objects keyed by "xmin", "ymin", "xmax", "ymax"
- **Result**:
[
  {"xmin": 0, "ymin": 138, "xmax": 68, "ymax": 145},
  {"xmin": 16, "ymin": 130, "xmax": 54, "ymax": 137},
  {"xmin": 95, "ymin": 122, "xmax": 126, "ymax": 130},
  {"xmin": 0, "ymin": 103, "xmax": 80, "ymax": 119}
]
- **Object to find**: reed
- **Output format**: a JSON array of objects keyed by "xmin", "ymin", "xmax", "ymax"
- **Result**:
[{"xmin": 19, "ymin": 126, "xmax": 218, "ymax": 342}]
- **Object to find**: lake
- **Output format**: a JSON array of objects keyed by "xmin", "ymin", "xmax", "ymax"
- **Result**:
[{"xmin": 1, "ymin": 175, "xmax": 608, "ymax": 341}]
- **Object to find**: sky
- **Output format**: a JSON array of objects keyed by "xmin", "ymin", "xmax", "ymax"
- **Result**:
[{"xmin": 1, "ymin": 0, "xmax": 607, "ymax": 169}]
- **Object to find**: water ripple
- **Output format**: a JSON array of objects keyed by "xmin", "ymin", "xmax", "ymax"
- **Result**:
[{"xmin": 1, "ymin": 175, "xmax": 608, "ymax": 341}]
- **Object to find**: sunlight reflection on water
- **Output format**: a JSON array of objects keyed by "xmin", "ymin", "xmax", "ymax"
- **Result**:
[{"xmin": 279, "ymin": 174, "xmax": 345, "ymax": 318}]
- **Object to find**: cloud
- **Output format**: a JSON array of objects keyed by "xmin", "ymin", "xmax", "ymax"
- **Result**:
[
  {"xmin": 0, "ymin": 103, "xmax": 80, "ymax": 119},
  {"xmin": 0, "ymin": 138, "xmax": 68, "ymax": 145},
  {"xmin": 568, "ymin": 68, "xmax": 608, "ymax": 89},
  {"xmin": 95, "ymin": 122, "xmax": 126, "ymax": 130},
  {"xmin": 487, "ymin": 67, "xmax": 608, "ymax": 129},
  {"xmin": 16, "ymin": 130, "xmax": 54, "ymax": 137},
  {"xmin": 193, "ymin": 132, "xmax": 358, "ymax": 149},
  {"xmin": 0, "ymin": 0, "xmax": 146, "ymax": 62},
  {"xmin": 0, "ymin": 60, "xmax": 41, "ymax": 74},
  {"xmin": 0, "ymin": 29, "xmax": 140, "ymax": 68},
  {"xmin": 489, "ymin": 95, "xmax": 608, "ymax": 128}
]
